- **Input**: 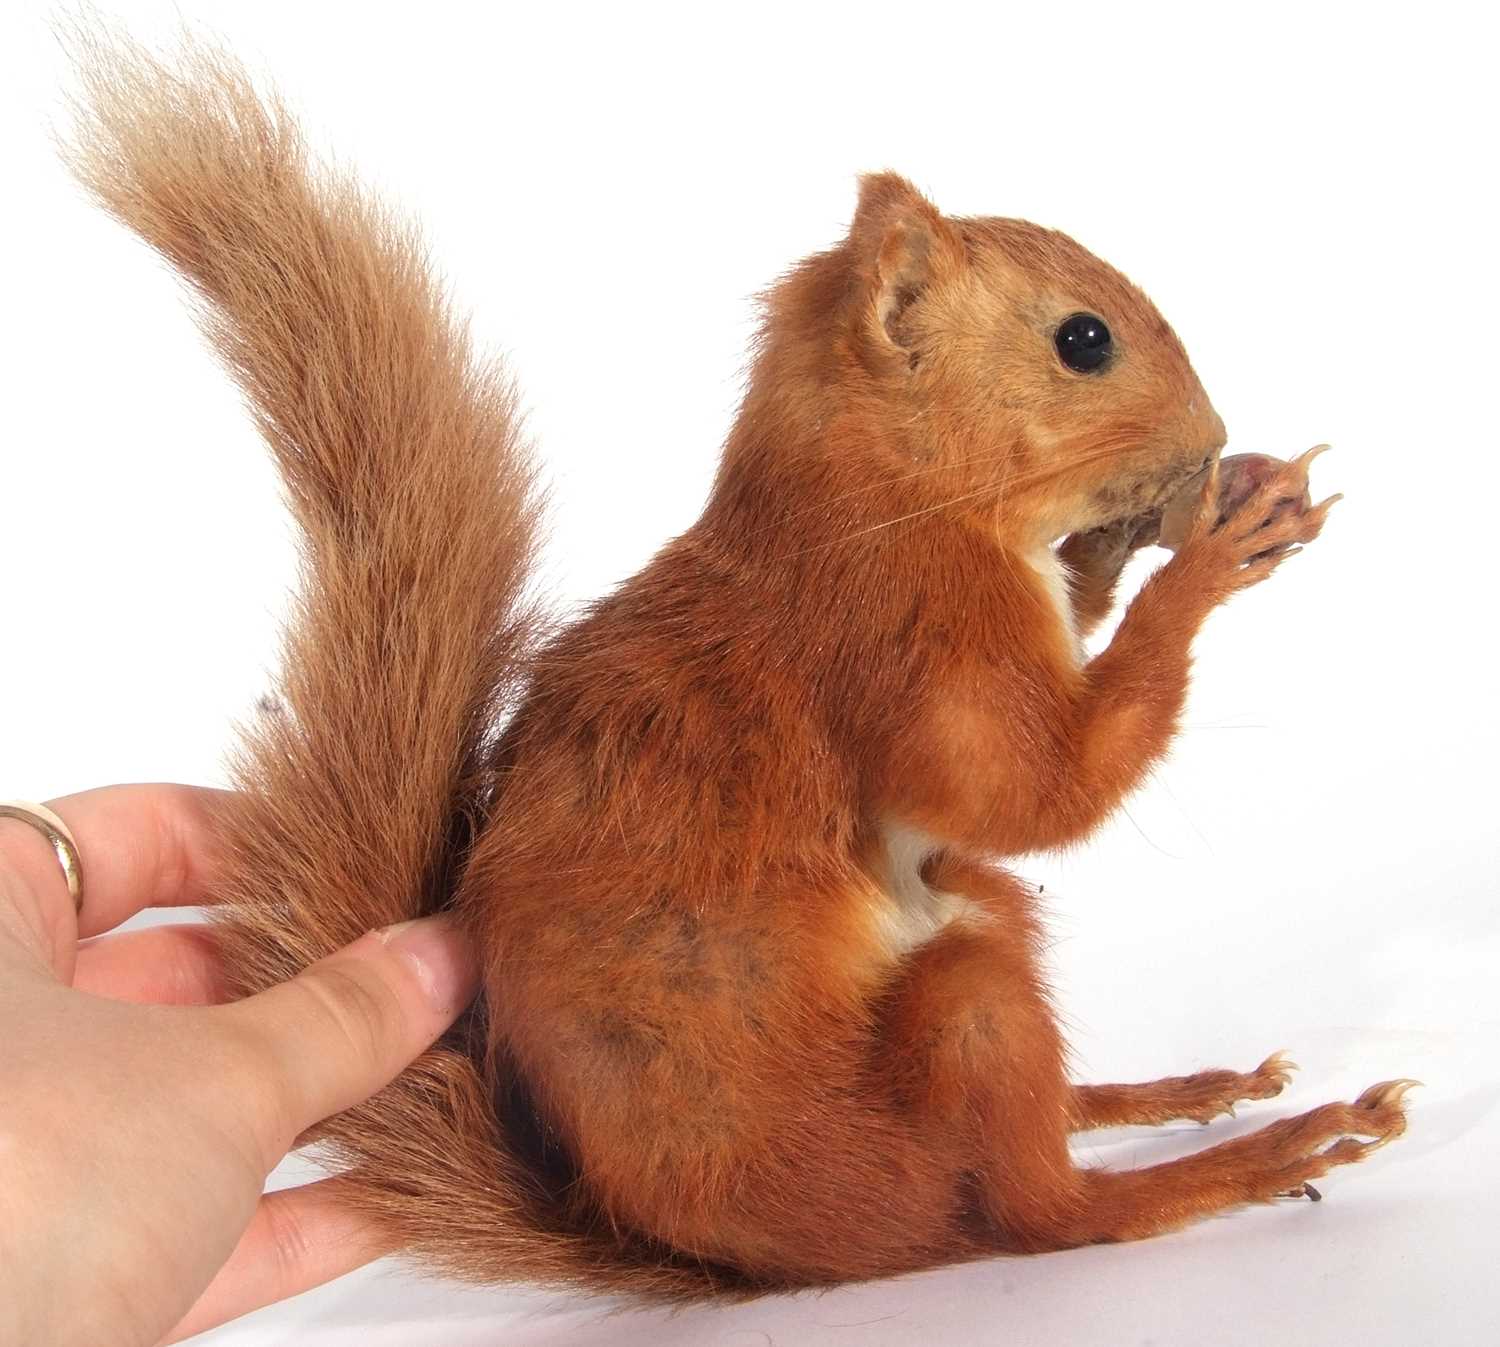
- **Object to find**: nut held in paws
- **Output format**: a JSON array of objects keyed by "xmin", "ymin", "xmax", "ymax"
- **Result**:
[{"xmin": 1158, "ymin": 452, "xmax": 1315, "ymax": 552}]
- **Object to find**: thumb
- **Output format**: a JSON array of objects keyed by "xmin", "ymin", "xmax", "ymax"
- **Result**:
[{"xmin": 222, "ymin": 915, "xmax": 481, "ymax": 1150}]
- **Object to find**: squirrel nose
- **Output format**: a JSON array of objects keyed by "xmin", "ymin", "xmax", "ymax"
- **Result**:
[{"xmin": 1184, "ymin": 391, "xmax": 1227, "ymax": 455}]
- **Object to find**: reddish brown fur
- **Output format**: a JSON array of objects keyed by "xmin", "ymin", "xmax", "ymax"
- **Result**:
[{"xmin": 64, "ymin": 31, "xmax": 1410, "ymax": 1299}]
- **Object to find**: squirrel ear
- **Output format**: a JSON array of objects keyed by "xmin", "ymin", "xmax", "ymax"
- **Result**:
[{"xmin": 848, "ymin": 173, "xmax": 962, "ymax": 356}]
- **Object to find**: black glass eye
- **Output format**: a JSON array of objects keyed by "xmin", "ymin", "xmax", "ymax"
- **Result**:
[{"xmin": 1054, "ymin": 312, "xmax": 1113, "ymax": 373}]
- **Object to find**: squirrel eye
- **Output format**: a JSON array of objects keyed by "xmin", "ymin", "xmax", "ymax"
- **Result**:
[{"xmin": 1054, "ymin": 313, "xmax": 1113, "ymax": 373}]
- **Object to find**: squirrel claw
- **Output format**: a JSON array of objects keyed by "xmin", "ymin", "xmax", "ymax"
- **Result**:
[
  {"xmin": 1252, "ymin": 1051, "xmax": 1298, "ymax": 1094},
  {"xmin": 1288, "ymin": 443, "xmax": 1332, "ymax": 488},
  {"xmin": 1356, "ymin": 1078, "xmax": 1423, "ymax": 1111}
]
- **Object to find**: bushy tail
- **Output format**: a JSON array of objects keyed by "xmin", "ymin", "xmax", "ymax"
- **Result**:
[
  {"xmin": 64, "ymin": 28, "xmax": 539, "ymax": 956},
  {"xmin": 63, "ymin": 29, "xmax": 733, "ymax": 1299}
]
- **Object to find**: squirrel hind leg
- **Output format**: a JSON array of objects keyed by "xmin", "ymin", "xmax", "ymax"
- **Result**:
[
  {"xmin": 869, "ymin": 858, "xmax": 1411, "ymax": 1252},
  {"xmin": 1070, "ymin": 1052, "xmax": 1298, "ymax": 1129}
]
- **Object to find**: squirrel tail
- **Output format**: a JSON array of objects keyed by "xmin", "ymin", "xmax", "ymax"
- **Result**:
[
  {"xmin": 64, "ymin": 26, "xmax": 540, "ymax": 976},
  {"xmin": 63, "ymin": 29, "xmax": 735, "ymax": 1299},
  {"xmin": 64, "ymin": 29, "xmax": 540, "ymax": 982}
]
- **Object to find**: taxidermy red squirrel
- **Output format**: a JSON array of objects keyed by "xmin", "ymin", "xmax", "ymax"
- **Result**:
[{"xmin": 64, "ymin": 32, "xmax": 1413, "ymax": 1297}]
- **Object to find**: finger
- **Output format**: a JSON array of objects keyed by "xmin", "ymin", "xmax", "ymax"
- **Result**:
[
  {"xmin": 1234, "ymin": 544, "xmax": 1303, "ymax": 589},
  {"xmin": 73, "ymin": 922, "xmax": 232, "ymax": 1004},
  {"xmin": 36, "ymin": 784, "xmax": 232, "ymax": 937},
  {"xmin": 219, "ymin": 914, "xmax": 480, "ymax": 1154},
  {"xmin": 1300, "ymin": 492, "xmax": 1344, "ymax": 540},
  {"xmin": 161, "ymin": 1177, "xmax": 394, "ymax": 1345},
  {"xmin": 1183, "ymin": 459, "xmax": 1222, "ymax": 544}
]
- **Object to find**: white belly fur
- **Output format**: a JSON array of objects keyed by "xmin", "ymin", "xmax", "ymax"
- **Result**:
[
  {"xmin": 869, "ymin": 823, "xmax": 988, "ymax": 960},
  {"xmin": 1023, "ymin": 544, "xmax": 1081, "ymax": 666}
]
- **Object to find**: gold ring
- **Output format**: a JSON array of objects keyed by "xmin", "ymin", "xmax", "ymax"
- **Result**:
[{"xmin": 0, "ymin": 801, "xmax": 84, "ymax": 913}]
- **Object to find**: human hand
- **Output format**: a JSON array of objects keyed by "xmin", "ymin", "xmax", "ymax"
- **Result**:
[{"xmin": 0, "ymin": 783, "xmax": 480, "ymax": 1346}]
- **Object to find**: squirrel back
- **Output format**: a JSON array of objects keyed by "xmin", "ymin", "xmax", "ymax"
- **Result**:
[{"xmin": 64, "ymin": 31, "xmax": 742, "ymax": 1298}]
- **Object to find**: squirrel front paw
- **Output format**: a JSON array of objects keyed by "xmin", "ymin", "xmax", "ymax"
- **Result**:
[
  {"xmin": 1058, "ymin": 511, "xmax": 1162, "ymax": 578},
  {"xmin": 1163, "ymin": 446, "xmax": 1341, "ymax": 604}
]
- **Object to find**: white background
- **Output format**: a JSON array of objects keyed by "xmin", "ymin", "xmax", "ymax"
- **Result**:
[{"xmin": 2, "ymin": 2, "xmax": 1496, "ymax": 1344}]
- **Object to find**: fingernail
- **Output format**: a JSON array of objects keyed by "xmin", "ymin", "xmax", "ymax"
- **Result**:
[{"xmin": 377, "ymin": 914, "xmax": 480, "ymax": 1014}]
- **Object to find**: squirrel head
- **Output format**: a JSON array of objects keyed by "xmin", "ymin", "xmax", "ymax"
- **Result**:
[{"xmin": 743, "ymin": 173, "xmax": 1227, "ymax": 549}]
